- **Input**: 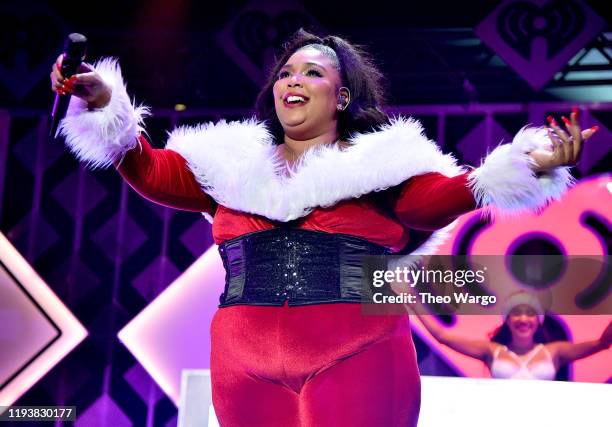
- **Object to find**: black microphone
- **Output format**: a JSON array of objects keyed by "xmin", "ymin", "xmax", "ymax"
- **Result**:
[{"xmin": 50, "ymin": 33, "xmax": 87, "ymax": 140}]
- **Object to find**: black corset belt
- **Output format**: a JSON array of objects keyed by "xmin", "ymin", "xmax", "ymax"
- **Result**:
[{"xmin": 217, "ymin": 228, "xmax": 390, "ymax": 307}]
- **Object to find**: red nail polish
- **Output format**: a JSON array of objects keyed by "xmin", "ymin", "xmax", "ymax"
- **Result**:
[
  {"xmin": 572, "ymin": 106, "xmax": 579, "ymax": 118},
  {"xmin": 561, "ymin": 116, "xmax": 571, "ymax": 127},
  {"xmin": 547, "ymin": 115, "xmax": 558, "ymax": 126},
  {"xmin": 591, "ymin": 125, "xmax": 599, "ymax": 132}
]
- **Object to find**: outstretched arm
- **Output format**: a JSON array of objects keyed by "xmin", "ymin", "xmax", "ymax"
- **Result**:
[
  {"xmin": 407, "ymin": 303, "xmax": 496, "ymax": 361},
  {"xmin": 52, "ymin": 56, "xmax": 216, "ymax": 215},
  {"xmin": 392, "ymin": 172, "xmax": 476, "ymax": 231},
  {"xmin": 116, "ymin": 135, "xmax": 215, "ymax": 212},
  {"xmin": 550, "ymin": 320, "xmax": 612, "ymax": 366},
  {"xmin": 393, "ymin": 111, "xmax": 597, "ymax": 231}
]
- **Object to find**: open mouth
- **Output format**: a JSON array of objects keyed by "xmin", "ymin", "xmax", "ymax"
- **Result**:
[{"xmin": 283, "ymin": 94, "xmax": 309, "ymax": 107}]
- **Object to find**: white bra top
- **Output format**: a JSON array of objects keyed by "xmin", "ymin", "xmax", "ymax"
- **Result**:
[{"xmin": 490, "ymin": 344, "xmax": 556, "ymax": 380}]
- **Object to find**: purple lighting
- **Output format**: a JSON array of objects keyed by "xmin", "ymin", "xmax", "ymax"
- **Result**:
[{"xmin": 118, "ymin": 246, "xmax": 226, "ymax": 405}]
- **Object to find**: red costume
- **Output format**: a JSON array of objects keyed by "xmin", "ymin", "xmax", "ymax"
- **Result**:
[{"xmin": 59, "ymin": 59, "xmax": 572, "ymax": 426}]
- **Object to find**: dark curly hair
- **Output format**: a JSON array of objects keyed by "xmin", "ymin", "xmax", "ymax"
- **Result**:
[{"xmin": 255, "ymin": 29, "xmax": 389, "ymax": 144}]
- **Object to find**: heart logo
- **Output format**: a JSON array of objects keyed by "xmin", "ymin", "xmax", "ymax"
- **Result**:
[
  {"xmin": 475, "ymin": 0, "xmax": 606, "ymax": 89},
  {"xmin": 497, "ymin": 0, "xmax": 585, "ymax": 60},
  {"xmin": 216, "ymin": 0, "xmax": 320, "ymax": 84}
]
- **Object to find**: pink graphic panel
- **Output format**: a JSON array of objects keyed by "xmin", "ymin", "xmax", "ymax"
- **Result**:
[
  {"xmin": 421, "ymin": 175, "xmax": 612, "ymax": 382},
  {"xmin": 0, "ymin": 233, "xmax": 87, "ymax": 407}
]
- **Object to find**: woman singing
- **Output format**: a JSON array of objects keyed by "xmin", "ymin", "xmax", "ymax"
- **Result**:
[{"xmin": 50, "ymin": 29, "xmax": 596, "ymax": 426}]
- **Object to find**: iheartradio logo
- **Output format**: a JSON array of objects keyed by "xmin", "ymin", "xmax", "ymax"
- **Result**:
[{"xmin": 475, "ymin": 0, "xmax": 605, "ymax": 90}]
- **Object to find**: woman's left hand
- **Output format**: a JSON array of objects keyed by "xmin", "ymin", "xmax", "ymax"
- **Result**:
[{"xmin": 528, "ymin": 108, "xmax": 599, "ymax": 172}]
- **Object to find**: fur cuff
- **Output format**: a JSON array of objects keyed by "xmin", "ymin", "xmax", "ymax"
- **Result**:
[
  {"xmin": 59, "ymin": 58, "xmax": 150, "ymax": 169},
  {"xmin": 468, "ymin": 127, "xmax": 574, "ymax": 216}
]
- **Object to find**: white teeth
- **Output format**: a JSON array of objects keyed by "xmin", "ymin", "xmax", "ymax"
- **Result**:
[{"xmin": 286, "ymin": 95, "xmax": 306, "ymax": 103}]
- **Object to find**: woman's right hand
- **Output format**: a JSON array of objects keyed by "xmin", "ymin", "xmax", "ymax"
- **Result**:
[{"xmin": 50, "ymin": 54, "xmax": 112, "ymax": 109}]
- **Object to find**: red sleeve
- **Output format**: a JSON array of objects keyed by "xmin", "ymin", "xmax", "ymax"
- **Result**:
[
  {"xmin": 115, "ymin": 134, "xmax": 216, "ymax": 214},
  {"xmin": 392, "ymin": 172, "xmax": 477, "ymax": 231}
]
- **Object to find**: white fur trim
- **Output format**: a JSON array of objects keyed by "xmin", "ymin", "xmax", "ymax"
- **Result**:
[
  {"xmin": 468, "ymin": 126, "xmax": 574, "ymax": 217},
  {"xmin": 59, "ymin": 58, "xmax": 150, "ymax": 169},
  {"xmin": 167, "ymin": 116, "xmax": 465, "ymax": 222},
  {"xmin": 201, "ymin": 212, "xmax": 214, "ymax": 224},
  {"xmin": 410, "ymin": 221, "xmax": 458, "ymax": 256}
]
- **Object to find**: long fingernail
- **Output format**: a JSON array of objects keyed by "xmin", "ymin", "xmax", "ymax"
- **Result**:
[
  {"xmin": 572, "ymin": 106, "xmax": 579, "ymax": 118},
  {"xmin": 590, "ymin": 125, "xmax": 599, "ymax": 133},
  {"xmin": 547, "ymin": 115, "xmax": 557, "ymax": 126},
  {"xmin": 561, "ymin": 116, "xmax": 571, "ymax": 127}
]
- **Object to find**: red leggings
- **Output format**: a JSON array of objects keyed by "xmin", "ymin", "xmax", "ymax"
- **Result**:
[{"xmin": 210, "ymin": 302, "xmax": 420, "ymax": 426}]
